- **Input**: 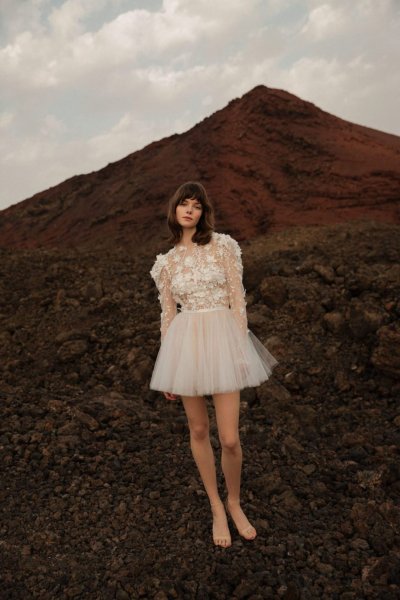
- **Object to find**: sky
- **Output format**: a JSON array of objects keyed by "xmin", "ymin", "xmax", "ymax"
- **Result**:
[{"xmin": 0, "ymin": 0, "xmax": 399, "ymax": 210}]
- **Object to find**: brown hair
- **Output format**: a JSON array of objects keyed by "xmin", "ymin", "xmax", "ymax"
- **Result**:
[{"xmin": 166, "ymin": 181, "xmax": 215, "ymax": 246}]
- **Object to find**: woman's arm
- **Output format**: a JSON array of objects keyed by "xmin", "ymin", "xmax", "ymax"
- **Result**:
[
  {"xmin": 222, "ymin": 236, "xmax": 249, "ymax": 337},
  {"xmin": 150, "ymin": 255, "xmax": 177, "ymax": 341}
]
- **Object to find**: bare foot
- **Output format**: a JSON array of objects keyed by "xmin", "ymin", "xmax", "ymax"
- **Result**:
[
  {"xmin": 210, "ymin": 500, "xmax": 231, "ymax": 548},
  {"xmin": 225, "ymin": 497, "xmax": 257, "ymax": 540}
]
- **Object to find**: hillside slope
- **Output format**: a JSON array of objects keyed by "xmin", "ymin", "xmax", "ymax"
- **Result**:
[{"xmin": 0, "ymin": 85, "xmax": 399, "ymax": 252}]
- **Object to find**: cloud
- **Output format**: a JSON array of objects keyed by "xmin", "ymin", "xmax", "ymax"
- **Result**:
[
  {"xmin": 48, "ymin": 0, "xmax": 110, "ymax": 38},
  {"xmin": 0, "ymin": 111, "xmax": 15, "ymax": 129},
  {"xmin": 0, "ymin": 4, "xmax": 215, "ymax": 94},
  {"xmin": 0, "ymin": 0, "xmax": 50, "ymax": 41},
  {"xmin": 301, "ymin": 4, "xmax": 347, "ymax": 40}
]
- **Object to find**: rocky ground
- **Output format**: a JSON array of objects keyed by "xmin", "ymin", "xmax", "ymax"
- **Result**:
[{"xmin": 0, "ymin": 219, "xmax": 399, "ymax": 599}]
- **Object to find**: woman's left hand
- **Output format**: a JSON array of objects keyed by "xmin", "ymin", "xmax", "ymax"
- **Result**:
[{"xmin": 163, "ymin": 391, "xmax": 181, "ymax": 400}]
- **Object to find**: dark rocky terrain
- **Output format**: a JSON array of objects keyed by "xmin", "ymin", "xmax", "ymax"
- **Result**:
[
  {"xmin": 0, "ymin": 85, "xmax": 399, "ymax": 254},
  {"xmin": 1, "ymin": 219, "xmax": 399, "ymax": 599}
]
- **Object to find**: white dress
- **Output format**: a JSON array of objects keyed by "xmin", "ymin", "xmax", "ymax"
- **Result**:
[{"xmin": 149, "ymin": 231, "xmax": 278, "ymax": 396}]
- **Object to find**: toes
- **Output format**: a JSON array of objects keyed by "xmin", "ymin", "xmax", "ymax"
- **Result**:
[
  {"xmin": 214, "ymin": 537, "xmax": 231, "ymax": 547},
  {"xmin": 245, "ymin": 528, "xmax": 257, "ymax": 539}
]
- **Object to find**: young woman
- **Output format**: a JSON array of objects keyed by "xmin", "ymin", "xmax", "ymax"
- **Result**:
[{"xmin": 149, "ymin": 181, "xmax": 278, "ymax": 548}]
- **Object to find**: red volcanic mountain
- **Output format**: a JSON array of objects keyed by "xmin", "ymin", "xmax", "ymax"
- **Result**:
[{"xmin": 0, "ymin": 84, "xmax": 399, "ymax": 253}]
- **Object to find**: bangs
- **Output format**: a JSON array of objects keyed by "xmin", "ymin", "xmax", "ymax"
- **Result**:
[{"xmin": 176, "ymin": 182, "xmax": 207, "ymax": 205}]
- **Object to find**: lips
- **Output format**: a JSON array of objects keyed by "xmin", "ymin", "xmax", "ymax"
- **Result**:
[{"xmin": 183, "ymin": 217, "xmax": 193, "ymax": 221}]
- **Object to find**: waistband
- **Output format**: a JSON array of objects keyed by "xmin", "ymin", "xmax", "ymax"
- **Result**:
[{"xmin": 179, "ymin": 306, "xmax": 228, "ymax": 313}]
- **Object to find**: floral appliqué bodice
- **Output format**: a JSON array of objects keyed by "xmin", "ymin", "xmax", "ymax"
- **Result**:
[{"xmin": 150, "ymin": 232, "xmax": 249, "ymax": 340}]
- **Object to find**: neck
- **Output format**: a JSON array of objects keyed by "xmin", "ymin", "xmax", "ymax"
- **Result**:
[{"xmin": 180, "ymin": 227, "xmax": 196, "ymax": 246}]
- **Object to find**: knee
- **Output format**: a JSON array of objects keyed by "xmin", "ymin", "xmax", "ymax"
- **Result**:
[
  {"xmin": 220, "ymin": 436, "xmax": 240, "ymax": 452},
  {"xmin": 189, "ymin": 422, "xmax": 209, "ymax": 441}
]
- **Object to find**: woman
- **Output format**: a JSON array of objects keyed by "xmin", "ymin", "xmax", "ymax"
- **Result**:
[{"xmin": 149, "ymin": 181, "xmax": 278, "ymax": 548}]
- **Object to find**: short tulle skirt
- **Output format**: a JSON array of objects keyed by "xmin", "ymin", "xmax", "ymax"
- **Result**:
[{"xmin": 149, "ymin": 306, "xmax": 278, "ymax": 397}]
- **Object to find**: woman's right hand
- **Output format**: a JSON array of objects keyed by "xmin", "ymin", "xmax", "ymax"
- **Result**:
[{"xmin": 163, "ymin": 391, "xmax": 180, "ymax": 400}]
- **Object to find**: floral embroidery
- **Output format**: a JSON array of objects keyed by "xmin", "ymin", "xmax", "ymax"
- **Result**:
[{"xmin": 149, "ymin": 231, "xmax": 248, "ymax": 339}]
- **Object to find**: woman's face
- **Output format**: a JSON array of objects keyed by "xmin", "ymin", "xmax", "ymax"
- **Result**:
[{"xmin": 176, "ymin": 196, "xmax": 203, "ymax": 229}]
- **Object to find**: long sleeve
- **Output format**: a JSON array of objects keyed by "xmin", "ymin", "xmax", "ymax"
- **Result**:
[
  {"xmin": 150, "ymin": 254, "xmax": 177, "ymax": 341},
  {"xmin": 222, "ymin": 236, "xmax": 249, "ymax": 337}
]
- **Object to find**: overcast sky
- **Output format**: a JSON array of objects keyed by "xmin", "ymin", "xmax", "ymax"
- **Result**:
[{"xmin": 0, "ymin": 0, "xmax": 399, "ymax": 210}]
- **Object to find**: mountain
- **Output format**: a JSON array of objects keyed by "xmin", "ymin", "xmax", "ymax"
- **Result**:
[{"xmin": 0, "ymin": 84, "xmax": 399, "ymax": 252}]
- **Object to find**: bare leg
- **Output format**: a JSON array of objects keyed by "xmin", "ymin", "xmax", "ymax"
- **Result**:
[
  {"xmin": 181, "ymin": 394, "xmax": 231, "ymax": 547},
  {"xmin": 212, "ymin": 390, "xmax": 257, "ymax": 540}
]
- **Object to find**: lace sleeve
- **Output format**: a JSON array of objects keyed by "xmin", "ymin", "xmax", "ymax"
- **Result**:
[
  {"xmin": 222, "ymin": 236, "xmax": 249, "ymax": 336},
  {"xmin": 150, "ymin": 254, "xmax": 177, "ymax": 341}
]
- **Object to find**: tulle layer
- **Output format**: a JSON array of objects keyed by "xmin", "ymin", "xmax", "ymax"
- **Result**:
[{"xmin": 149, "ymin": 307, "xmax": 278, "ymax": 397}]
